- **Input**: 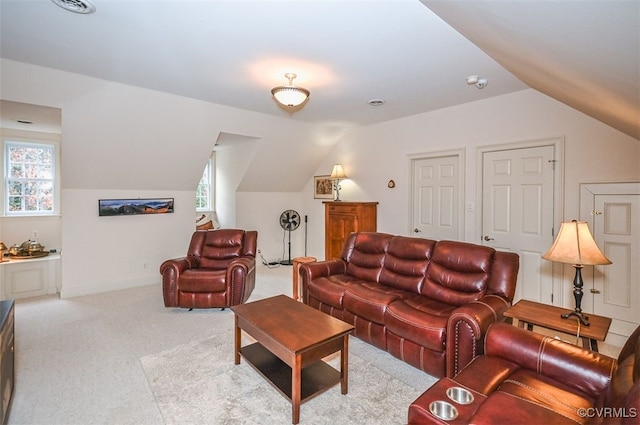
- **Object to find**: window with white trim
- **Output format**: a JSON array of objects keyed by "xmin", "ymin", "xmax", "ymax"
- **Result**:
[
  {"xmin": 196, "ymin": 153, "xmax": 215, "ymax": 212},
  {"xmin": 4, "ymin": 140, "xmax": 57, "ymax": 215}
]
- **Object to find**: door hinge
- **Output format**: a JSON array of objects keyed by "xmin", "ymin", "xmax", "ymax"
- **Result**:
[{"xmin": 548, "ymin": 159, "xmax": 557, "ymax": 170}]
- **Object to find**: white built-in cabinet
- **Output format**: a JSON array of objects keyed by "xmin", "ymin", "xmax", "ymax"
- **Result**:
[{"xmin": 0, "ymin": 254, "xmax": 60, "ymax": 300}]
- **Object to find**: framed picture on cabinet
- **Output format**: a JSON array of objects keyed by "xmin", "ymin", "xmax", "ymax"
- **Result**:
[{"xmin": 314, "ymin": 175, "xmax": 334, "ymax": 199}]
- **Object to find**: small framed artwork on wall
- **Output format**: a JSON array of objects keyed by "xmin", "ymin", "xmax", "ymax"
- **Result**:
[{"xmin": 314, "ymin": 175, "xmax": 334, "ymax": 199}]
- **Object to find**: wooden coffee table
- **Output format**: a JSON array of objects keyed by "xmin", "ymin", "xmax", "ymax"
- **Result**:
[
  {"xmin": 504, "ymin": 299, "xmax": 611, "ymax": 352},
  {"xmin": 231, "ymin": 295, "xmax": 354, "ymax": 424}
]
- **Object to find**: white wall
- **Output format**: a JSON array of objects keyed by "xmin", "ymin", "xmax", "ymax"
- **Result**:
[
  {"xmin": 298, "ymin": 90, "xmax": 639, "ymax": 250},
  {"xmin": 0, "ymin": 59, "xmax": 324, "ymax": 298},
  {"xmin": 2, "ymin": 58, "xmax": 638, "ymax": 303}
]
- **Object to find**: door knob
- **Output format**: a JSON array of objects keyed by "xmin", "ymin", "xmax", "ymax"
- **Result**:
[
  {"xmin": 483, "ymin": 236, "xmax": 494, "ymax": 241},
  {"xmin": 413, "ymin": 228, "xmax": 421, "ymax": 233},
  {"xmin": 590, "ymin": 288, "xmax": 601, "ymax": 294}
]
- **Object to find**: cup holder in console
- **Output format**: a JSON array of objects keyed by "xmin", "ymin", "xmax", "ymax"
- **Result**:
[
  {"xmin": 429, "ymin": 400, "xmax": 458, "ymax": 421},
  {"xmin": 446, "ymin": 386, "xmax": 474, "ymax": 405}
]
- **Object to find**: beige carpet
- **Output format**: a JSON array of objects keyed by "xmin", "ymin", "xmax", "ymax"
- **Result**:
[{"xmin": 141, "ymin": 330, "xmax": 430, "ymax": 424}]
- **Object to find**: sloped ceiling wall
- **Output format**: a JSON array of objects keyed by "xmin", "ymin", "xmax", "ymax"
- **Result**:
[{"xmin": 423, "ymin": 0, "xmax": 640, "ymax": 140}]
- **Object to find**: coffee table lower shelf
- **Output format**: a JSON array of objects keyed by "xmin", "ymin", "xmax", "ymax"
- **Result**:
[{"xmin": 240, "ymin": 342, "xmax": 341, "ymax": 403}]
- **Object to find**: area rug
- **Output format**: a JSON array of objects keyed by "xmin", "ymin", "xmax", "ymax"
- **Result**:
[{"xmin": 140, "ymin": 331, "xmax": 425, "ymax": 424}]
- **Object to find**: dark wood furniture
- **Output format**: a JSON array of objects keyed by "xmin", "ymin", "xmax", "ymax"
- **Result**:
[
  {"xmin": 0, "ymin": 300, "xmax": 14, "ymax": 425},
  {"xmin": 231, "ymin": 295, "xmax": 354, "ymax": 424},
  {"xmin": 324, "ymin": 201, "xmax": 377, "ymax": 260},
  {"xmin": 292, "ymin": 257, "xmax": 316, "ymax": 302},
  {"xmin": 504, "ymin": 299, "xmax": 611, "ymax": 351}
]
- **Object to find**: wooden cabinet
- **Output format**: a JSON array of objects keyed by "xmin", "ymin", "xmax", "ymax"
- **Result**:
[
  {"xmin": 0, "ymin": 300, "xmax": 13, "ymax": 425},
  {"xmin": 324, "ymin": 202, "xmax": 378, "ymax": 260}
]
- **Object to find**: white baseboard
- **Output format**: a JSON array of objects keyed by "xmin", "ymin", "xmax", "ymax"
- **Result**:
[{"xmin": 60, "ymin": 274, "xmax": 160, "ymax": 299}]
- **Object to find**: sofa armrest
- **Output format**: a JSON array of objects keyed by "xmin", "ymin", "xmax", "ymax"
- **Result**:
[
  {"xmin": 485, "ymin": 322, "xmax": 617, "ymax": 397},
  {"xmin": 445, "ymin": 295, "xmax": 512, "ymax": 377},
  {"xmin": 299, "ymin": 259, "xmax": 347, "ymax": 302},
  {"xmin": 227, "ymin": 256, "xmax": 256, "ymax": 305}
]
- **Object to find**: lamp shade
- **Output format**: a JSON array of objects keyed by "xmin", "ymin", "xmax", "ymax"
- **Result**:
[
  {"xmin": 330, "ymin": 164, "xmax": 347, "ymax": 180},
  {"xmin": 542, "ymin": 220, "xmax": 611, "ymax": 266}
]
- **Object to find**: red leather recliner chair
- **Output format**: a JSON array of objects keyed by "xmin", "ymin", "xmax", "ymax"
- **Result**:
[{"xmin": 160, "ymin": 229, "xmax": 257, "ymax": 309}]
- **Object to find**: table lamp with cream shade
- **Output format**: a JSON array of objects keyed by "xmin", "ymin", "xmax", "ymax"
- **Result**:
[{"xmin": 542, "ymin": 220, "xmax": 611, "ymax": 326}]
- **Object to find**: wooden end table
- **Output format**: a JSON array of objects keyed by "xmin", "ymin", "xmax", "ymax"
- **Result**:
[
  {"xmin": 292, "ymin": 256, "xmax": 316, "ymax": 301},
  {"xmin": 231, "ymin": 295, "xmax": 354, "ymax": 424},
  {"xmin": 504, "ymin": 299, "xmax": 611, "ymax": 352}
]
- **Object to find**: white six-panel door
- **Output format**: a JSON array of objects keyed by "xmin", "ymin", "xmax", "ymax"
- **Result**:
[
  {"xmin": 481, "ymin": 144, "xmax": 556, "ymax": 303},
  {"xmin": 410, "ymin": 151, "xmax": 464, "ymax": 241},
  {"xmin": 581, "ymin": 182, "xmax": 640, "ymax": 344}
]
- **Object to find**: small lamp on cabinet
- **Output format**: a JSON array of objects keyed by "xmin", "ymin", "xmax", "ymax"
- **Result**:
[{"xmin": 330, "ymin": 164, "xmax": 347, "ymax": 201}]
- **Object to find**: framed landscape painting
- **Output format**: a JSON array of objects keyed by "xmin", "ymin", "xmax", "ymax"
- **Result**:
[
  {"xmin": 98, "ymin": 198, "xmax": 174, "ymax": 216},
  {"xmin": 314, "ymin": 175, "xmax": 334, "ymax": 199}
]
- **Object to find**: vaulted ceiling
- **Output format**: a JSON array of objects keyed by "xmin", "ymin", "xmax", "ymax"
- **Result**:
[{"xmin": 2, "ymin": 0, "xmax": 637, "ymax": 140}]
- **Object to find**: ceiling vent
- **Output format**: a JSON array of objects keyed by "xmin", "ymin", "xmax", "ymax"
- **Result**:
[{"xmin": 51, "ymin": 0, "xmax": 96, "ymax": 14}]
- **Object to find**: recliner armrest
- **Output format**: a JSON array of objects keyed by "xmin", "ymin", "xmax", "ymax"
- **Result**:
[
  {"xmin": 484, "ymin": 322, "xmax": 617, "ymax": 397},
  {"xmin": 445, "ymin": 295, "xmax": 511, "ymax": 377},
  {"xmin": 159, "ymin": 255, "xmax": 199, "ymax": 275}
]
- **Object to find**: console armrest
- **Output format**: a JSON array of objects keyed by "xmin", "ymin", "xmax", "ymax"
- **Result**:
[
  {"xmin": 485, "ymin": 322, "xmax": 616, "ymax": 397},
  {"xmin": 445, "ymin": 295, "xmax": 511, "ymax": 377}
]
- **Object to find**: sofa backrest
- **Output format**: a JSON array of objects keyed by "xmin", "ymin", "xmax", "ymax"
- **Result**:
[
  {"xmin": 188, "ymin": 229, "xmax": 257, "ymax": 269},
  {"xmin": 341, "ymin": 232, "xmax": 518, "ymax": 303},
  {"xmin": 343, "ymin": 232, "xmax": 392, "ymax": 282},
  {"xmin": 378, "ymin": 235, "xmax": 435, "ymax": 293},
  {"xmin": 420, "ymin": 240, "xmax": 494, "ymax": 306}
]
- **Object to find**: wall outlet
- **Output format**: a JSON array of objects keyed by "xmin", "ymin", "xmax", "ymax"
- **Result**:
[{"xmin": 32, "ymin": 230, "xmax": 38, "ymax": 239}]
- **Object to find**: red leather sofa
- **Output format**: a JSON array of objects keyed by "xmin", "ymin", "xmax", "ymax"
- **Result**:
[
  {"xmin": 300, "ymin": 232, "xmax": 519, "ymax": 378},
  {"xmin": 409, "ymin": 322, "xmax": 640, "ymax": 425},
  {"xmin": 160, "ymin": 229, "xmax": 257, "ymax": 309}
]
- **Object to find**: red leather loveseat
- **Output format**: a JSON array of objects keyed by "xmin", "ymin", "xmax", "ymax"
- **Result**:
[
  {"xmin": 409, "ymin": 322, "xmax": 640, "ymax": 424},
  {"xmin": 300, "ymin": 232, "xmax": 519, "ymax": 378}
]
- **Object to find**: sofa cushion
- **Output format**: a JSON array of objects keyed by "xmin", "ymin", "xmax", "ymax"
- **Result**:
[
  {"xmin": 344, "ymin": 233, "xmax": 391, "ymax": 282},
  {"xmin": 343, "ymin": 282, "xmax": 414, "ymax": 324},
  {"xmin": 421, "ymin": 240, "xmax": 493, "ymax": 306},
  {"xmin": 384, "ymin": 296, "xmax": 454, "ymax": 351},
  {"xmin": 378, "ymin": 236, "xmax": 435, "ymax": 293},
  {"xmin": 306, "ymin": 274, "xmax": 362, "ymax": 309}
]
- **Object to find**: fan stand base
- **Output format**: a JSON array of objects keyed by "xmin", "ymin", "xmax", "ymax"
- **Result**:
[{"xmin": 279, "ymin": 260, "xmax": 293, "ymax": 266}]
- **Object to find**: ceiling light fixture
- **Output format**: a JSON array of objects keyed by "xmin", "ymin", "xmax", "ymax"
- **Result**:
[
  {"xmin": 271, "ymin": 73, "xmax": 310, "ymax": 109},
  {"xmin": 466, "ymin": 75, "xmax": 488, "ymax": 89}
]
